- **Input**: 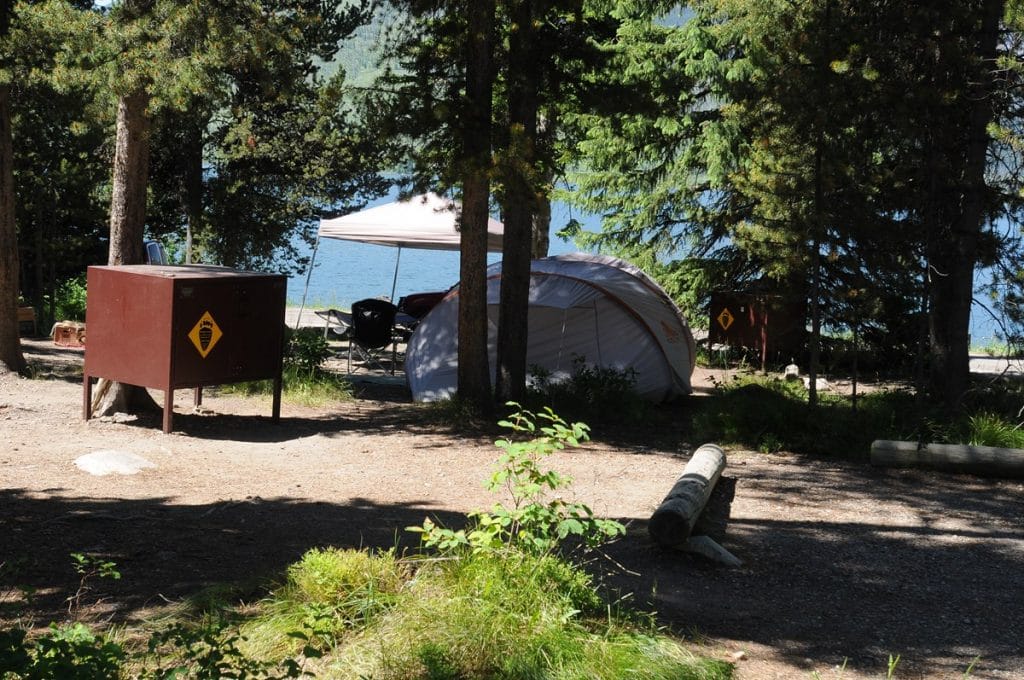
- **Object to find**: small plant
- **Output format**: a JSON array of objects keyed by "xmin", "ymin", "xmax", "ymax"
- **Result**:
[
  {"xmin": 66, "ymin": 553, "xmax": 120, "ymax": 620},
  {"xmin": 409, "ymin": 403, "xmax": 625, "ymax": 555},
  {"xmin": 222, "ymin": 327, "xmax": 352, "ymax": 406},
  {"xmin": 140, "ymin": 620, "xmax": 311, "ymax": 679},
  {"xmin": 886, "ymin": 653, "xmax": 901, "ymax": 679},
  {"xmin": 0, "ymin": 623, "xmax": 125, "ymax": 680},
  {"xmin": 527, "ymin": 355, "xmax": 647, "ymax": 424},
  {"xmin": 966, "ymin": 411, "xmax": 1024, "ymax": 448},
  {"xmin": 284, "ymin": 327, "xmax": 332, "ymax": 377},
  {"xmin": 758, "ymin": 433, "xmax": 784, "ymax": 454}
]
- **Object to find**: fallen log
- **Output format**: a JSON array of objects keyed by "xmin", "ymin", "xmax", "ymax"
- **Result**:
[
  {"xmin": 649, "ymin": 443, "xmax": 727, "ymax": 548},
  {"xmin": 870, "ymin": 440, "xmax": 1024, "ymax": 479}
]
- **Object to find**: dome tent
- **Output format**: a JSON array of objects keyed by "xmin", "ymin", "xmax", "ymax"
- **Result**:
[{"xmin": 405, "ymin": 253, "xmax": 696, "ymax": 402}]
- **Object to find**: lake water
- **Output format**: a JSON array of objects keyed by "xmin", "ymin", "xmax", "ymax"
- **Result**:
[
  {"xmin": 287, "ymin": 199, "xmax": 585, "ymax": 309},
  {"xmin": 286, "ymin": 198, "xmax": 1001, "ymax": 346}
]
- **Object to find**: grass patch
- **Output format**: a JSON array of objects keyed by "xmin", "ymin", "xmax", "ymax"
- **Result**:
[
  {"xmin": 691, "ymin": 375, "xmax": 908, "ymax": 457},
  {"xmin": 220, "ymin": 365, "xmax": 355, "ymax": 407},
  {"xmin": 692, "ymin": 373, "xmax": 1024, "ymax": 456},
  {"xmin": 964, "ymin": 411, "xmax": 1024, "ymax": 448},
  {"xmin": 969, "ymin": 337, "xmax": 1024, "ymax": 358},
  {"xmin": 526, "ymin": 358, "xmax": 651, "ymax": 426},
  {"xmin": 220, "ymin": 327, "xmax": 353, "ymax": 407},
  {"xmin": 318, "ymin": 550, "xmax": 729, "ymax": 680},
  {"xmin": 240, "ymin": 548, "xmax": 407, "ymax": 659}
]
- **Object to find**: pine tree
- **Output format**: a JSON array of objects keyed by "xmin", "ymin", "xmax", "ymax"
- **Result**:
[
  {"xmin": 568, "ymin": 0, "xmax": 1020, "ymax": 411},
  {"xmin": 0, "ymin": 0, "xmax": 23, "ymax": 375}
]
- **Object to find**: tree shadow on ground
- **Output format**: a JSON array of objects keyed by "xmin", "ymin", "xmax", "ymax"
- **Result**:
[
  {"xmin": 0, "ymin": 490, "xmax": 467, "ymax": 629},
  {"xmin": 603, "ymin": 459, "xmax": 1024, "ymax": 678},
  {"xmin": 2, "ymin": 457, "xmax": 1022, "ymax": 679},
  {"xmin": 91, "ymin": 393, "xmax": 499, "ymax": 445}
]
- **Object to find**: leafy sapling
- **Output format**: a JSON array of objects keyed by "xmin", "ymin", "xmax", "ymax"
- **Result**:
[
  {"xmin": 67, "ymin": 553, "xmax": 120, "ymax": 620},
  {"xmin": 410, "ymin": 403, "xmax": 625, "ymax": 555}
]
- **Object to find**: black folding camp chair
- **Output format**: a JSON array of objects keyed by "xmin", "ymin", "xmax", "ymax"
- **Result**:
[{"xmin": 347, "ymin": 298, "xmax": 398, "ymax": 374}]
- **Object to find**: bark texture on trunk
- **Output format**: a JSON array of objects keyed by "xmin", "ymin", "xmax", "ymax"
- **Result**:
[
  {"xmin": 494, "ymin": 0, "xmax": 539, "ymax": 405},
  {"xmin": 95, "ymin": 90, "xmax": 158, "ymax": 416},
  {"xmin": 927, "ymin": 0, "xmax": 1002, "ymax": 413},
  {"xmin": 0, "ymin": 81, "xmax": 26, "ymax": 375},
  {"xmin": 108, "ymin": 91, "xmax": 151, "ymax": 266},
  {"xmin": 182, "ymin": 116, "xmax": 204, "ymax": 263},
  {"xmin": 457, "ymin": 0, "xmax": 496, "ymax": 411},
  {"xmin": 530, "ymin": 197, "xmax": 550, "ymax": 259}
]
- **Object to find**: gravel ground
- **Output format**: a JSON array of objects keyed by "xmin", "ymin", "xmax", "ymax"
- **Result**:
[{"xmin": 1, "ymin": 338, "xmax": 1023, "ymax": 679}]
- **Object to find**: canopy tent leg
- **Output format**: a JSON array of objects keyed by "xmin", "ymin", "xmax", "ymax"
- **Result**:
[
  {"xmin": 390, "ymin": 246, "xmax": 403, "ymax": 302},
  {"xmin": 295, "ymin": 236, "xmax": 321, "ymax": 330}
]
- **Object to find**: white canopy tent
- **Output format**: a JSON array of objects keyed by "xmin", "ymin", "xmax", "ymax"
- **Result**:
[
  {"xmin": 297, "ymin": 193, "xmax": 505, "ymax": 322},
  {"xmin": 318, "ymin": 192, "xmax": 504, "ymax": 251}
]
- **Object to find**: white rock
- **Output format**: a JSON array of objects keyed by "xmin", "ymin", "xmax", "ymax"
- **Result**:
[
  {"xmin": 802, "ymin": 377, "xmax": 830, "ymax": 391},
  {"xmin": 75, "ymin": 450, "xmax": 157, "ymax": 476}
]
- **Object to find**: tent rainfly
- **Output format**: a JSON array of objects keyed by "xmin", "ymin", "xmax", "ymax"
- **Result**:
[
  {"xmin": 405, "ymin": 253, "xmax": 697, "ymax": 402},
  {"xmin": 296, "ymin": 193, "xmax": 505, "ymax": 322}
]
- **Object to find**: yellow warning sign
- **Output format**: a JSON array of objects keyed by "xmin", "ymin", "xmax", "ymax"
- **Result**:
[
  {"xmin": 188, "ymin": 311, "xmax": 223, "ymax": 358},
  {"xmin": 716, "ymin": 308, "xmax": 735, "ymax": 331}
]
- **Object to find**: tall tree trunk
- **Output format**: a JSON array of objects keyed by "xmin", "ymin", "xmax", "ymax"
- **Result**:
[
  {"xmin": 0, "ymin": 81, "xmax": 25, "ymax": 375},
  {"xmin": 495, "ymin": 0, "xmax": 539, "ymax": 405},
  {"xmin": 108, "ymin": 91, "xmax": 151, "ymax": 266},
  {"xmin": 531, "ymin": 114, "xmax": 554, "ymax": 260},
  {"xmin": 182, "ymin": 115, "xmax": 204, "ymax": 264},
  {"xmin": 530, "ymin": 195, "xmax": 550, "ymax": 259},
  {"xmin": 94, "ymin": 90, "xmax": 159, "ymax": 415},
  {"xmin": 0, "ymin": 0, "xmax": 26, "ymax": 375},
  {"xmin": 457, "ymin": 0, "xmax": 496, "ymax": 412},
  {"xmin": 927, "ymin": 0, "xmax": 1002, "ymax": 413}
]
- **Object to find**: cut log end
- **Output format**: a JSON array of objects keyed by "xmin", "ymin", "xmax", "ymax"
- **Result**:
[{"xmin": 649, "ymin": 443, "xmax": 727, "ymax": 547}]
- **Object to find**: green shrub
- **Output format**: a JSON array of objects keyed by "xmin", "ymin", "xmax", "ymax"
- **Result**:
[
  {"xmin": 52, "ymin": 275, "xmax": 88, "ymax": 323},
  {"xmin": 527, "ymin": 355, "xmax": 649, "ymax": 425},
  {"xmin": 409, "ymin": 404, "xmax": 625, "ymax": 556},
  {"xmin": 219, "ymin": 366, "xmax": 353, "ymax": 407},
  {"xmin": 691, "ymin": 375, "xmax": 923, "ymax": 457},
  {"xmin": 284, "ymin": 328, "xmax": 332, "ymax": 377},
  {"xmin": 221, "ymin": 327, "xmax": 352, "ymax": 406},
  {"xmin": 221, "ymin": 327, "xmax": 353, "ymax": 406},
  {"xmin": 0, "ymin": 624, "xmax": 124, "ymax": 680},
  {"xmin": 966, "ymin": 411, "xmax": 1024, "ymax": 448}
]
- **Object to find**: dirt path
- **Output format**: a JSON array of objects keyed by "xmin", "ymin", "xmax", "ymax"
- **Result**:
[{"xmin": 2, "ymin": 341, "xmax": 1023, "ymax": 679}]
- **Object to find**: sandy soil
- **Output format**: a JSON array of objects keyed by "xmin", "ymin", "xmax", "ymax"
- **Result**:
[{"xmin": 1, "ymin": 339, "xmax": 1023, "ymax": 679}]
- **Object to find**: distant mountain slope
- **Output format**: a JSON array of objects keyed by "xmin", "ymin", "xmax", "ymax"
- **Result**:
[{"xmin": 323, "ymin": 6, "xmax": 401, "ymax": 88}]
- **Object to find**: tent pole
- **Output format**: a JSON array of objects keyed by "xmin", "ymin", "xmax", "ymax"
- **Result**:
[
  {"xmin": 390, "ymin": 246, "xmax": 402, "ymax": 302},
  {"xmin": 295, "ymin": 235, "xmax": 321, "ymax": 330}
]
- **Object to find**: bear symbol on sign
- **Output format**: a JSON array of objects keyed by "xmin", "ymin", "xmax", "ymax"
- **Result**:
[{"xmin": 716, "ymin": 308, "xmax": 735, "ymax": 331}]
